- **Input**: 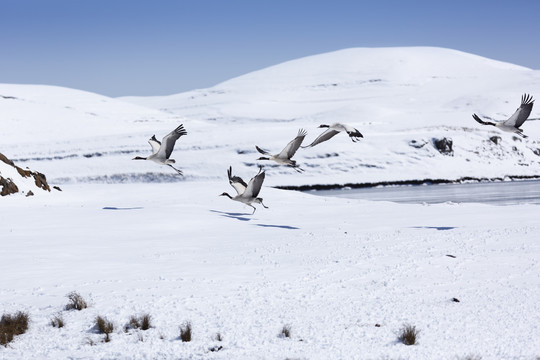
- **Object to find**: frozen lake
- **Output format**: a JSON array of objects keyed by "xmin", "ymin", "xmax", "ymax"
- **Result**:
[{"xmin": 310, "ymin": 179, "xmax": 540, "ymax": 205}]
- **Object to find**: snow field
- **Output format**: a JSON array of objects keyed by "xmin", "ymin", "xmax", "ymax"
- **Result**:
[{"xmin": 1, "ymin": 182, "xmax": 539, "ymax": 359}]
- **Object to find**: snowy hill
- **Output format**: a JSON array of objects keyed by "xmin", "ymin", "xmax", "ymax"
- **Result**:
[
  {"xmin": 120, "ymin": 47, "xmax": 540, "ymax": 186},
  {"xmin": 2, "ymin": 47, "xmax": 540, "ymax": 187}
]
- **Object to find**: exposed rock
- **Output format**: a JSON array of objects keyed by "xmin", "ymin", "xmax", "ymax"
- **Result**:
[
  {"xmin": 489, "ymin": 136, "xmax": 502, "ymax": 145},
  {"xmin": 0, "ymin": 152, "xmax": 51, "ymax": 196},
  {"xmin": 0, "ymin": 153, "xmax": 15, "ymax": 166},
  {"xmin": 0, "ymin": 176, "xmax": 19, "ymax": 196},
  {"xmin": 433, "ymin": 137, "xmax": 454, "ymax": 156}
]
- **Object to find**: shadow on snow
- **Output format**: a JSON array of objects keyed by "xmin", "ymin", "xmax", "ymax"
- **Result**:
[
  {"xmin": 410, "ymin": 226, "xmax": 456, "ymax": 231},
  {"xmin": 210, "ymin": 209, "xmax": 252, "ymax": 221},
  {"xmin": 210, "ymin": 210, "xmax": 300, "ymax": 229},
  {"xmin": 254, "ymin": 224, "xmax": 299, "ymax": 230},
  {"xmin": 102, "ymin": 206, "xmax": 144, "ymax": 210}
]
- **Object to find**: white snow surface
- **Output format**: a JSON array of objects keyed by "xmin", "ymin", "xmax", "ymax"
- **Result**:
[{"xmin": 1, "ymin": 47, "xmax": 540, "ymax": 359}]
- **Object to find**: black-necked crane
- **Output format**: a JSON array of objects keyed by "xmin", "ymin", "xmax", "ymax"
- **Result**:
[
  {"xmin": 302, "ymin": 122, "xmax": 363, "ymax": 148},
  {"xmin": 132, "ymin": 124, "xmax": 187, "ymax": 174},
  {"xmin": 220, "ymin": 166, "xmax": 268, "ymax": 214},
  {"xmin": 472, "ymin": 94, "xmax": 534, "ymax": 138},
  {"xmin": 255, "ymin": 128, "xmax": 307, "ymax": 172}
]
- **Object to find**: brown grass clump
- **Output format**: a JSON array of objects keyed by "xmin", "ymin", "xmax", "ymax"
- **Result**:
[
  {"xmin": 279, "ymin": 324, "xmax": 292, "ymax": 338},
  {"xmin": 0, "ymin": 311, "xmax": 30, "ymax": 347},
  {"xmin": 65, "ymin": 292, "xmax": 88, "ymax": 311},
  {"xmin": 95, "ymin": 316, "xmax": 114, "ymax": 342},
  {"xmin": 129, "ymin": 314, "xmax": 152, "ymax": 331},
  {"xmin": 397, "ymin": 323, "xmax": 419, "ymax": 345},
  {"xmin": 50, "ymin": 314, "xmax": 65, "ymax": 328},
  {"xmin": 179, "ymin": 321, "xmax": 192, "ymax": 342}
]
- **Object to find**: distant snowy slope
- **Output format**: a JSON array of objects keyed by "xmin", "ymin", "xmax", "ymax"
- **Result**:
[
  {"xmin": 0, "ymin": 84, "xmax": 198, "ymax": 183},
  {"xmin": 3, "ymin": 47, "xmax": 540, "ymax": 186},
  {"xmin": 118, "ymin": 47, "xmax": 540, "ymax": 186},
  {"xmin": 119, "ymin": 47, "xmax": 536, "ymax": 127}
]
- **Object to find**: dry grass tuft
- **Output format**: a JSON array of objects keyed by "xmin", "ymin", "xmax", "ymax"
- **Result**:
[
  {"xmin": 0, "ymin": 311, "xmax": 30, "ymax": 347},
  {"xmin": 279, "ymin": 324, "xmax": 292, "ymax": 338},
  {"xmin": 95, "ymin": 316, "xmax": 114, "ymax": 342},
  {"xmin": 397, "ymin": 323, "xmax": 419, "ymax": 345},
  {"xmin": 50, "ymin": 314, "xmax": 65, "ymax": 328},
  {"xmin": 179, "ymin": 321, "xmax": 192, "ymax": 342},
  {"xmin": 129, "ymin": 313, "xmax": 152, "ymax": 331},
  {"xmin": 65, "ymin": 292, "xmax": 88, "ymax": 311}
]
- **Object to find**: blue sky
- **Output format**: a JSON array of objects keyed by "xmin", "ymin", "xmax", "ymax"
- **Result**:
[{"xmin": 2, "ymin": 0, "xmax": 539, "ymax": 97}]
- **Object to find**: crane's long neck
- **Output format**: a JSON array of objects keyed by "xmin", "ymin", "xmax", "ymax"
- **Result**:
[
  {"xmin": 133, "ymin": 156, "xmax": 147, "ymax": 160},
  {"xmin": 220, "ymin": 192, "xmax": 233, "ymax": 199}
]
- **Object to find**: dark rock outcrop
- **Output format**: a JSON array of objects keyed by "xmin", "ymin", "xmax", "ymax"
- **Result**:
[
  {"xmin": 433, "ymin": 137, "xmax": 454, "ymax": 156},
  {"xmin": 0, "ymin": 153, "xmax": 51, "ymax": 196}
]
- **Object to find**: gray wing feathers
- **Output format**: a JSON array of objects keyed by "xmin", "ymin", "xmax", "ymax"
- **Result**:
[
  {"xmin": 255, "ymin": 145, "xmax": 271, "ymax": 156},
  {"xmin": 505, "ymin": 93, "xmax": 534, "ymax": 128},
  {"xmin": 148, "ymin": 135, "xmax": 161, "ymax": 154},
  {"xmin": 227, "ymin": 166, "xmax": 248, "ymax": 195},
  {"xmin": 472, "ymin": 113, "xmax": 495, "ymax": 126},
  {"xmin": 302, "ymin": 129, "xmax": 340, "ymax": 148},
  {"xmin": 244, "ymin": 171, "xmax": 265, "ymax": 198},
  {"xmin": 158, "ymin": 124, "xmax": 187, "ymax": 159},
  {"xmin": 279, "ymin": 128, "xmax": 307, "ymax": 158}
]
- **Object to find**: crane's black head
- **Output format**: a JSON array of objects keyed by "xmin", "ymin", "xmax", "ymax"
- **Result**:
[
  {"xmin": 219, "ymin": 192, "xmax": 232, "ymax": 199},
  {"xmin": 255, "ymin": 197, "xmax": 268, "ymax": 208},
  {"xmin": 132, "ymin": 156, "xmax": 147, "ymax": 160},
  {"xmin": 257, "ymin": 157, "xmax": 270, "ymax": 161},
  {"xmin": 318, "ymin": 124, "xmax": 330, "ymax": 128}
]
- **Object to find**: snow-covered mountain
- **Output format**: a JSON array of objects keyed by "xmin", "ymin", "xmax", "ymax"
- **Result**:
[{"xmin": 3, "ymin": 47, "xmax": 540, "ymax": 187}]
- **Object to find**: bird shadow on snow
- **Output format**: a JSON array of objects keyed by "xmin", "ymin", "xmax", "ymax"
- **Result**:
[
  {"xmin": 255, "ymin": 224, "xmax": 299, "ymax": 230},
  {"xmin": 410, "ymin": 226, "xmax": 456, "ymax": 231},
  {"xmin": 210, "ymin": 210, "xmax": 252, "ymax": 221},
  {"xmin": 102, "ymin": 206, "xmax": 144, "ymax": 210},
  {"xmin": 210, "ymin": 210, "xmax": 300, "ymax": 229}
]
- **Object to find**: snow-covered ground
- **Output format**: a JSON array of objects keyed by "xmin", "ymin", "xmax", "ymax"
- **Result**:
[
  {"xmin": 2, "ymin": 182, "xmax": 539, "ymax": 359},
  {"xmin": 1, "ymin": 47, "xmax": 540, "ymax": 359}
]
